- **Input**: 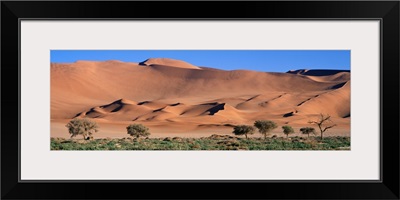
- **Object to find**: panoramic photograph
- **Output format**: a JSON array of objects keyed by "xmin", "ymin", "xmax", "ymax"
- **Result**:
[{"xmin": 50, "ymin": 50, "xmax": 350, "ymax": 150}]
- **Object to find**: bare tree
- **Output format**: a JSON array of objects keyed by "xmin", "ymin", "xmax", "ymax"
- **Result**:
[{"xmin": 308, "ymin": 114, "xmax": 336, "ymax": 139}]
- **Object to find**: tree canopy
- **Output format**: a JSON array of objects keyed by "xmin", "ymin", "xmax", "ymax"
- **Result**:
[
  {"xmin": 232, "ymin": 125, "xmax": 255, "ymax": 139},
  {"xmin": 66, "ymin": 118, "xmax": 99, "ymax": 140},
  {"xmin": 254, "ymin": 120, "xmax": 277, "ymax": 139}
]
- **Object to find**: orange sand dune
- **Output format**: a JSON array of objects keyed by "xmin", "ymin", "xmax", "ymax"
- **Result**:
[{"xmin": 51, "ymin": 58, "xmax": 350, "ymax": 138}]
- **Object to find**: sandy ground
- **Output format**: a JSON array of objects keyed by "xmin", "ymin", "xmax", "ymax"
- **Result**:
[
  {"xmin": 51, "ymin": 58, "xmax": 350, "ymax": 139},
  {"xmin": 51, "ymin": 120, "xmax": 350, "ymax": 139}
]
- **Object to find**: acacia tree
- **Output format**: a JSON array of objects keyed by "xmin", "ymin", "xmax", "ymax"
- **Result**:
[
  {"xmin": 232, "ymin": 125, "xmax": 255, "ymax": 139},
  {"xmin": 308, "ymin": 114, "xmax": 337, "ymax": 139},
  {"xmin": 254, "ymin": 120, "xmax": 277, "ymax": 139},
  {"xmin": 300, "ymin": 127, "xmax": 316, "ymax": 138},
  {"xmin": 65, "ymin": 118, "xmax": 99, "ymax": 140},
  {"xmin": 126, "ymin": 124, "xmax": 150, "ymax": 139},
  {"xmin": 282, "ymin": 125, "xmax": 294, "ymax": 138}
]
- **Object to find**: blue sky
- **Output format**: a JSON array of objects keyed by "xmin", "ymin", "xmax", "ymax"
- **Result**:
[{"xmin": 51, "ymin": 50, "xmax": 350, "ymax": 72}]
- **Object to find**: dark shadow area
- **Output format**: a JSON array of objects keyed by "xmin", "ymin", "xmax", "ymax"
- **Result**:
[
  {"xmin": 283, "ymin": 112, "xmax": 294, "ymax": 117},
  {"xmin": 328, "ymin": 82, "xmax": 347, "ymax": 89},
  {"xmin": 138, "ymin": 101, "xmax": 150, "ymax": 105},
  {"xmin": 287, "ymin": 69, "xmax": 350, "ymax": 76},
  {"xmin": 153, "ymin": 107, "xmax": 165, "ymax": 113},
  {"xmin": 206, "ymin": 103, "xmax": 225, "ymax": 115}
]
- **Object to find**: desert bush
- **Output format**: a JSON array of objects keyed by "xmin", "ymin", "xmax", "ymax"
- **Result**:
[
  {"xmin": 232, "ymin": 125, "xmax": 255, "ymax": 139},
  {"xmin": 126, "ymin": 124, "xmax": 150, "ymax": 139},
  {"xmin": 300, "ymin": 127, "xmax": 316, "ymax": 137},
  {"xmin": 254, "ymin": 120, "xmax": 277, "ymax": 139},
  {"xmin": 65, "ymin": 118, "xmax": 98, "ymax": 140},
  {"xmin": 282, "ymin": 125, "xmax": 294, "ymax": 138}
]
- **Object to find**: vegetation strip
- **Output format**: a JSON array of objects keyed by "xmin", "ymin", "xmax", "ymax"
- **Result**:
[{"xmin": 51, "ymin": 135, "xmax": 350, "ymax": 150}]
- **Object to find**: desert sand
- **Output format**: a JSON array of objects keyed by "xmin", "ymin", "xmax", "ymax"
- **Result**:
[{"xmin": 51, "ymin": 58, "xmax": 350, "ymax": 138}]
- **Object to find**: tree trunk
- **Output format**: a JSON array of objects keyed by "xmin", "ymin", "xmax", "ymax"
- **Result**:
[
  {"xmin": 318, "ymin": 125, "xmax": 323, "ymax": 140},
  {"xmin": 264, "ymin": 134, "xmax": 267, "ymax": 140},
  {"xmin": 286, "ymin": 134, "xmax": 288, "ymax": 138},
  {"xmin": 245, "ymin": 134, "xmax": 248, "ymax": 139}
]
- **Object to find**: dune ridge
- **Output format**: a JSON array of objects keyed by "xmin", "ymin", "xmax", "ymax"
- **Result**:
[{"xmin": 139, "ymin": 58, "xmax": 201, "ymax": 69}]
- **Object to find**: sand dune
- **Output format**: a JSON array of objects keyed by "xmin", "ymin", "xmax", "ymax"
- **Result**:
[
  {"xmin": 296, "ymin": 81, "xmax": 351, "ymax": 118},
  {"xmin": 51, "ymin": 58, "xmax": 350, "ymax": 138}
]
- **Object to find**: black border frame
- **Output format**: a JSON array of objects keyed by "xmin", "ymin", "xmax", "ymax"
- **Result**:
[
  {"xmin": 2, "ymin": 1, "xmax": 399, "ymax": 199},
  {"xmin": 17, "ymin": 18, "xmax": 382, "ymax": 184}
]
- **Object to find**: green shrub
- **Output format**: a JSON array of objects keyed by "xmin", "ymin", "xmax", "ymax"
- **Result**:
[
  {"xmin": 282, "ymin": 125, "xmax": 294, "ymax": 138},
  {"xmin": 50, "ymin": 136, "xmax": 350, "ymax": 151},
  {"xmin": 126, "ymin": 124, "xmax": 150, "ymax": 139}
]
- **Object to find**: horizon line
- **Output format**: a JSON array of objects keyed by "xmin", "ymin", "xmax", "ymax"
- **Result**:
[{"xmin": 50, "ymin": 58, "xmax": 351, "ymax": 73}]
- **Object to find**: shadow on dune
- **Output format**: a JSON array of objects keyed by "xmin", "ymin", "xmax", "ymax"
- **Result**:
[
  {"xmin": 205, "ymin": 103, "xmax": 226, "ymax": 115},
  {"xmin": 287, "ymin": 69, "xmax": 350, "ymax": 76},
  {"xmin": 328, "ymin": 82, "xmax": 347, "ymax": 89}
]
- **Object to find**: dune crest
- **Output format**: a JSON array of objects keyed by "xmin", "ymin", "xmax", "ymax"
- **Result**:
[{"xmin": 139, "ymin": 58, "xmax": 201, "ymax": 69}]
